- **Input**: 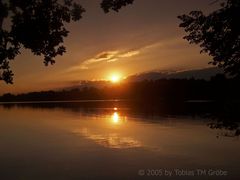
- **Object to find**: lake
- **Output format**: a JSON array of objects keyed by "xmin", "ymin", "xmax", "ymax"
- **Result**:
[{"xmin": 0, "ymin": 101, "xmax": 239, "ymax": 180}]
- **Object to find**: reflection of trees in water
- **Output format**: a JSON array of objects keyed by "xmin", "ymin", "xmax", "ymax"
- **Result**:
[
  {"xmin": 1, "ymin": 101, "xmax": 240, "ymax": 137},
  {"xmin": 204, "ymin": 102, "xmax": 240, "ymax": 137},
  {"xmin": 208, "ymin": 121, "xmax": 240, "ymax": 138}
]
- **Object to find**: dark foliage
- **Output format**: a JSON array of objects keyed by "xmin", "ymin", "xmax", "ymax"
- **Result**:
[
  {"xmin": 0, "ymin": 0, "xmax": 85, "ymax": 84},
  {"xmin": 0, "ymin": 0, "xmax": 134, "ymax": 84},
  {"xmin": 101, "ymin": 0, "xmax": 134, "ymax": 13},
  {"xmin": 178, "ymin": 0, "xmax": 240, "ymax": 77}
]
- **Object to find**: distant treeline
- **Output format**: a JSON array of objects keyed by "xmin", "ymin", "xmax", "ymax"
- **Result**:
[{"xmin": 1, "ymin": 74, "xmax": 240, "ymax": 102}]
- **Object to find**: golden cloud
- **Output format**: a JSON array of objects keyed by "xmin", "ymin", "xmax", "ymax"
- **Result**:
[
  {"xmin": 66, "ymin": 41, "xmax": 163, "ymax": 72},
  {"xmin": 119, "ymin": 50, "xmax": 140, "ymax": 58},
  {"xmin": 77, "ymin": 49, "xmax": 140, "ymax": 69},
  {"xmin": 95, "ymin": 51, "xmax": 119, "ymax": 60}
]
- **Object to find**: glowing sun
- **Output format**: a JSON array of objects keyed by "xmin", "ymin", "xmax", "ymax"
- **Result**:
[{"xmin": 110, "ymin": 74, "xmax": 121, "ymax": 83}]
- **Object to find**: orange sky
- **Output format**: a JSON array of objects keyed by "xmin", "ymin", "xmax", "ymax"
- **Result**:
[{"xmin": 0, "ymin": 0, "xmax": 218, "ymax": 94}]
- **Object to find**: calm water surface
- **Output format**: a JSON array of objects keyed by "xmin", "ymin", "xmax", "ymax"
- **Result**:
[{"xmin": 0, "ymin": 101, "xmax": 239, "ymax": 180}]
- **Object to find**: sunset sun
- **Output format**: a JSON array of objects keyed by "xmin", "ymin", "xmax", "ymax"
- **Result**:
[{"xmin": 110, "ymin": 74, "xmax": 121, "ymax": 83}]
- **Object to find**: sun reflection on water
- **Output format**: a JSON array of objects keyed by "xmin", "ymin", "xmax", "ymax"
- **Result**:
[
  {"xmin": 112, "ymin": 112, "xmax": 119, "ymax": 124},
  {"xmin": 110, "ymin": 108, "xmax": 127, "ymax": 125},
  {"xmin": 71, "ymin": 107, "xmax": 141, "ymax": 149}
]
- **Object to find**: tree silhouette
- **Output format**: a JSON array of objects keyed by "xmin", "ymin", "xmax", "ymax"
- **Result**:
[
  {"xmin": 0, "ymin": 0, "xmax": 134, "ymax": 84},
  {"xmin": 101, "ymin": 0, "xmax": 134, "ymax": 13},
  {"xmin": 178, "ymin": 0, "xmax": 240, "ymax": 77}
]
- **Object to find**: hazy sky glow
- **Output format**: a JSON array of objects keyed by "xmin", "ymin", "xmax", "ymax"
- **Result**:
[{"xmin": 0, "ymin": 0, "xmax": 219, "ymax": 94}]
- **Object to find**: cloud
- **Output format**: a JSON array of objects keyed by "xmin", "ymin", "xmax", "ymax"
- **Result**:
[
  {"xmin": 66, "ymin": 41, "xmax": 164, "ymax": 72},
  {"xmin": 95, "ymin": 51, "xmax": 119, "ymax": 60},
  {"xmin": 118, "ymin": 50, "xmax": 140, "ymax": 58},
  {"xmin": 71, "ymin": 49, "xmax": 140, "ymax": 70}
]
